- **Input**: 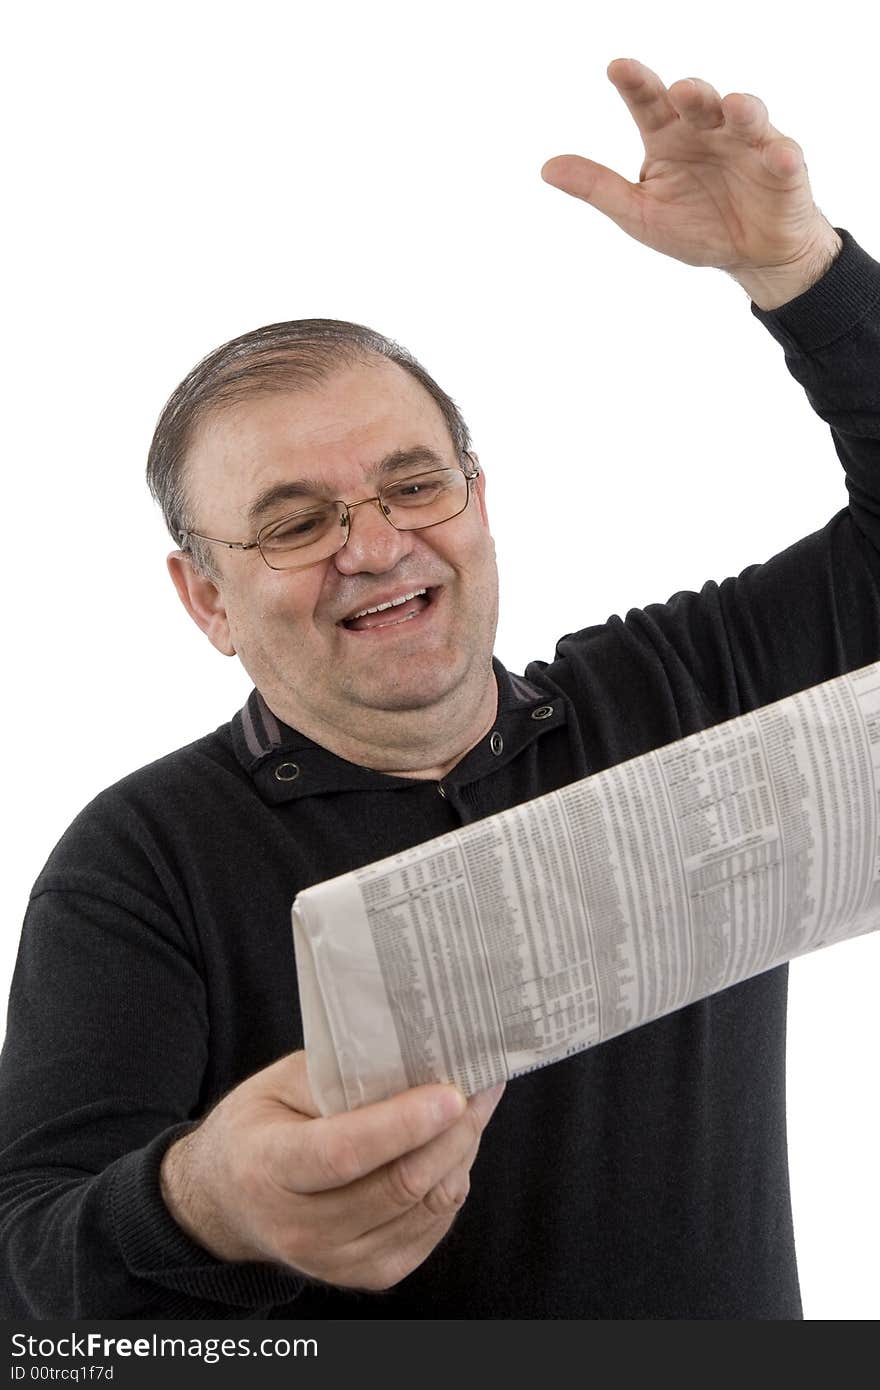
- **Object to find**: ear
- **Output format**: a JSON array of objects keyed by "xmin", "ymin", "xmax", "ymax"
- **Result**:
[
  {"xmin": 471, "ymin": 455, "xmax": 490, "ymax": 529},
  {"xmin": 167, "ymin": 551, "xmax": 236, "ymax": 657}
]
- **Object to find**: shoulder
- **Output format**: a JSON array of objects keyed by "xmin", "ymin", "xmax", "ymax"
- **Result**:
[
  {"xmin": 30, "ymin": 719, "xmax": 253, "ymax": 899},
  {"xmin": 520, "ymin": 587, "xmax": 741, "ymax": 767}
]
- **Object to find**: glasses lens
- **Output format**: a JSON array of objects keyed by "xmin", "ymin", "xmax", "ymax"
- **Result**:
[
  {"xmin": 259, "ymin": 503, "xmax": 344, "ymax": 570},
  {"xmin": 381, "ymin": 469, "xmax": 469, "ymax": 531}
]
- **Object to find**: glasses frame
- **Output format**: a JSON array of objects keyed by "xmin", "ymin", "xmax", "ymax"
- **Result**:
[{"xmin": 181, "ymin": 451, "xmax": 481, "ymax": 571}]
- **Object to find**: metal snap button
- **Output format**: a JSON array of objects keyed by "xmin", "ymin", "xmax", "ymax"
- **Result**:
[
  {"xmin": 490, "ymin": 731, "xmax": 504, "ymax": 755},
  {"xmin": 531, "ymin": 705, "xmax": 554, "ymax": 720},
  {"xmin": 274, "ymin": 761, "xmax": 301, "ymax": 782}
]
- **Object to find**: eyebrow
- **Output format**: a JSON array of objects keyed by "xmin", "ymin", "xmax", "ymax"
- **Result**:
[{"xmin": 245, "ymin": 446, "xmax": 450, "ymax": 525}]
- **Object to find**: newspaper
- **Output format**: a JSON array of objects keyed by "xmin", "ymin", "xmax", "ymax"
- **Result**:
[{"xmin": 292, "ymin": 662, "xmax": 880, "ymax": 1115}]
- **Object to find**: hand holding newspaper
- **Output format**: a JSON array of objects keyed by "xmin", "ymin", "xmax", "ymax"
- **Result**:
[{"xmin": 293, "ymin": 663, "xmax": 880, "ymax": 1115}]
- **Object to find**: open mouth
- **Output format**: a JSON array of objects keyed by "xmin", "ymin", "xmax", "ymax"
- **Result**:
[{"xmin": 340, "ymin": 586, "xmax": 437, "ymax": 633}]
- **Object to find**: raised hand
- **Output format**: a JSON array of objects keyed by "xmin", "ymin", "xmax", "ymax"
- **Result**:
[
  {"xmin": 159, "ymin": 1050, "xmax": 505, "ymax": 1290},
  {"xmin": 542, "ymin": 58, "xmax": 842, "ymax": 306}
]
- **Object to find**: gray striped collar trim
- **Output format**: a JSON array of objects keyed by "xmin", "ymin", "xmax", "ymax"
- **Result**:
[{"xmin": 238, "ymin": 688, "xmax": 284, "ymax": 759}]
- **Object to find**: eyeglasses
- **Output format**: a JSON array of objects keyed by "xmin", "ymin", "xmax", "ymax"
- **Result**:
[{"xmin": 182, "ymin": 453, "xmax": 480, "ymax": 571}]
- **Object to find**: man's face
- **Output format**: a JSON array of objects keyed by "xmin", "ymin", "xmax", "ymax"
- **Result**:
[{"xmin": 176, "ymin": 357, "xmax": 499, "ymax": 750}]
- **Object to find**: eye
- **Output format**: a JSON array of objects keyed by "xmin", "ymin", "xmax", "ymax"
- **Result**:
[
  {"xmin": 385, "ymin": 471, "xmax": 448, "ymax": 506},
  {"xmin": 262, "ymin": 506, "xmax": 336, "ymax": 549}
]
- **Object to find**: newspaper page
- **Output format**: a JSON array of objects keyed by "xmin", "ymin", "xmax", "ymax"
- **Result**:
[{"xmin": 292, "ymin": 662, "xmax": 880, "ymax": 1115}]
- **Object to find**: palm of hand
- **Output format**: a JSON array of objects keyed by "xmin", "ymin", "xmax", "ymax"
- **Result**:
[{"xmin": 543, "ymin": 60, "xmax": 825, "ymax": 273}]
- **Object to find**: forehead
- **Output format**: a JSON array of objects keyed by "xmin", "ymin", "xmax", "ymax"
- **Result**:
[{"xmin": 184, "ymin": 357, "xmax": 456, "ymax": 527}]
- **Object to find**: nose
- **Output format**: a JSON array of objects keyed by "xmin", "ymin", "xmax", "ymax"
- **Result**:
[{"xmin": 332, "ymin": 497, "xmax": 416, "ymax": 575}]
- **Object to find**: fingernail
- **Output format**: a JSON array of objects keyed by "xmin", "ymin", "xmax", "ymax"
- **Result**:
[
  {"xmin": 471, "ymin": 1081, "xmax": 506, "ymax": 1120},
  {"xmin": 434, "ymin": 1087, "xmax": 467, "ymax": 1123}
]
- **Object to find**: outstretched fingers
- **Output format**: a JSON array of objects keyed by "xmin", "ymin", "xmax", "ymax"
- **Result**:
[
  {"xmin": 721, "ymin": 90, "xmax": 771, "ymax": 135},
  {"xmin": 621, "ymin": 64, "xmax": 768, "ymax": 144},
  {"xmin": 606, "ymin": 58, "xmax": 678, "ymax": 135},
  {"xmin": 606, "ymin": 58, "xmax": 805, "ymax": 184},
  {"xmin": 667, "ymin": 76, "xmax": 725, "ymax": 130},
  {"xmin": 541, "ymin": 56, "xmax": 822, "ymax": 276},
  {"xmin": 609, "ymin": 60, "xmax": 792, "ymax": 150},
  {"xmin": 721, "ymin": 91, "xmax": 806, "ymax": 179}
]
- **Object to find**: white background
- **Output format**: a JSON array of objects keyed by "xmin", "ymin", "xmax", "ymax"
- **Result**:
[{"xmin": 3, "ymin": 0, "xmax": 877, "ymax": 1319}]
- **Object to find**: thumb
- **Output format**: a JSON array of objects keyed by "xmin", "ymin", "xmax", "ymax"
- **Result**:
[{"xmin": 541, "ymin": 154, "xmax": 639, "ymax": 228}]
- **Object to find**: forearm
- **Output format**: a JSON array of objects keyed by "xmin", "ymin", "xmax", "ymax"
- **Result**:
[
  {"xmin": 619, "ymin": 225, "xmax": 880, "ymax": 728},
  {"xmin": 0, "ymin": 1134, "xmax": 305, "ymax": 1318},
  {"xmin": 747, "ymin": 226, "xmax": 880, "ymax": 549},
  {"xmin": 0, "ymin": 875, "xmax": 304, "ymax": 1317}
]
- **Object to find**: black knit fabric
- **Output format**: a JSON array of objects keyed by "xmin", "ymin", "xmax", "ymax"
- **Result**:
[{"xmin": 2, "ymin": 228, "xmax": 879, "ymax": 1319}]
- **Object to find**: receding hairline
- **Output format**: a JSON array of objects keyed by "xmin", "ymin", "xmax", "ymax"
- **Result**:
[{"xmin": 179, "ymin": 351, "xmax": 463, "ymax": 507}]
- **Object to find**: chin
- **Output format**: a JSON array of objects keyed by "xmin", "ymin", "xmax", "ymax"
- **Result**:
[
  {"xmin": 357, "ymin": 677, "xmax": 457, "ymax": 713},
  {"xmin": 349, "ymin": 656, "xmax": 474, "ymax": 713}
]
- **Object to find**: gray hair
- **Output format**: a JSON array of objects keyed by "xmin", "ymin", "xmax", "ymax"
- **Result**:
[{"xmin": 145, "ymin": 318, "xmax": 473, "ymax": 578}]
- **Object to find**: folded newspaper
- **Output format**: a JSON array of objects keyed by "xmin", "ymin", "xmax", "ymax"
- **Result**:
[{"xmin": 292, "ymin": 661, "xmax": 880, "ymax": 1115}]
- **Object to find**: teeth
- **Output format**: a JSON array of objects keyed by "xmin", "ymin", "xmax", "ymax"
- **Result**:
[{"xmin": 351, "ymin": 588, "xmax": 427, "ymax": 620}]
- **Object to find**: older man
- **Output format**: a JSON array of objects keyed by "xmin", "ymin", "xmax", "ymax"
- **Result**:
[{"xmin": 1, "ymin": 59, "xmax": 878, "ymax": 1318}]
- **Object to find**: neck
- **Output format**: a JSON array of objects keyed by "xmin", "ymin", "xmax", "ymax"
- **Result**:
[{"xmin": 268, "ymin": 666, "xmax": 499, "ymax": 781}]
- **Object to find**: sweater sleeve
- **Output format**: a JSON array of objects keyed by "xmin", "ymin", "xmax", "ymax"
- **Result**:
[
  {"xmin": 749, "ymin": 225, "xmax": 880, "ymax": 554},
  {"xmin": 545, "ymin": 226, "xmax": 880, "ymax": 730},
  {"xmin": 0, "ymin": 798, "xmax": 305, "ymax": 1318}
]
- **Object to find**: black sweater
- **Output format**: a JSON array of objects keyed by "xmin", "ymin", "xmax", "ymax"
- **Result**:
[{"xmin": 3, "ymin": 228, "xmax": 880, "ymax": 1319}]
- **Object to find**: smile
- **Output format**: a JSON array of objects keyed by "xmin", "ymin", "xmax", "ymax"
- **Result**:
[
  {"xmin": 340, "ymin": 587, "xmax": 437, "ymax": 633},
  {"xmin": 350, "ymin": 588, "xmax": 427, "ymax": 619}
]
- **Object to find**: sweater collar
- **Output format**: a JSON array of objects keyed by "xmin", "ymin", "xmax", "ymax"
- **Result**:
[{"xmin": 230, "ymin": 657, "xmax": 567, "ymax": 804}]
